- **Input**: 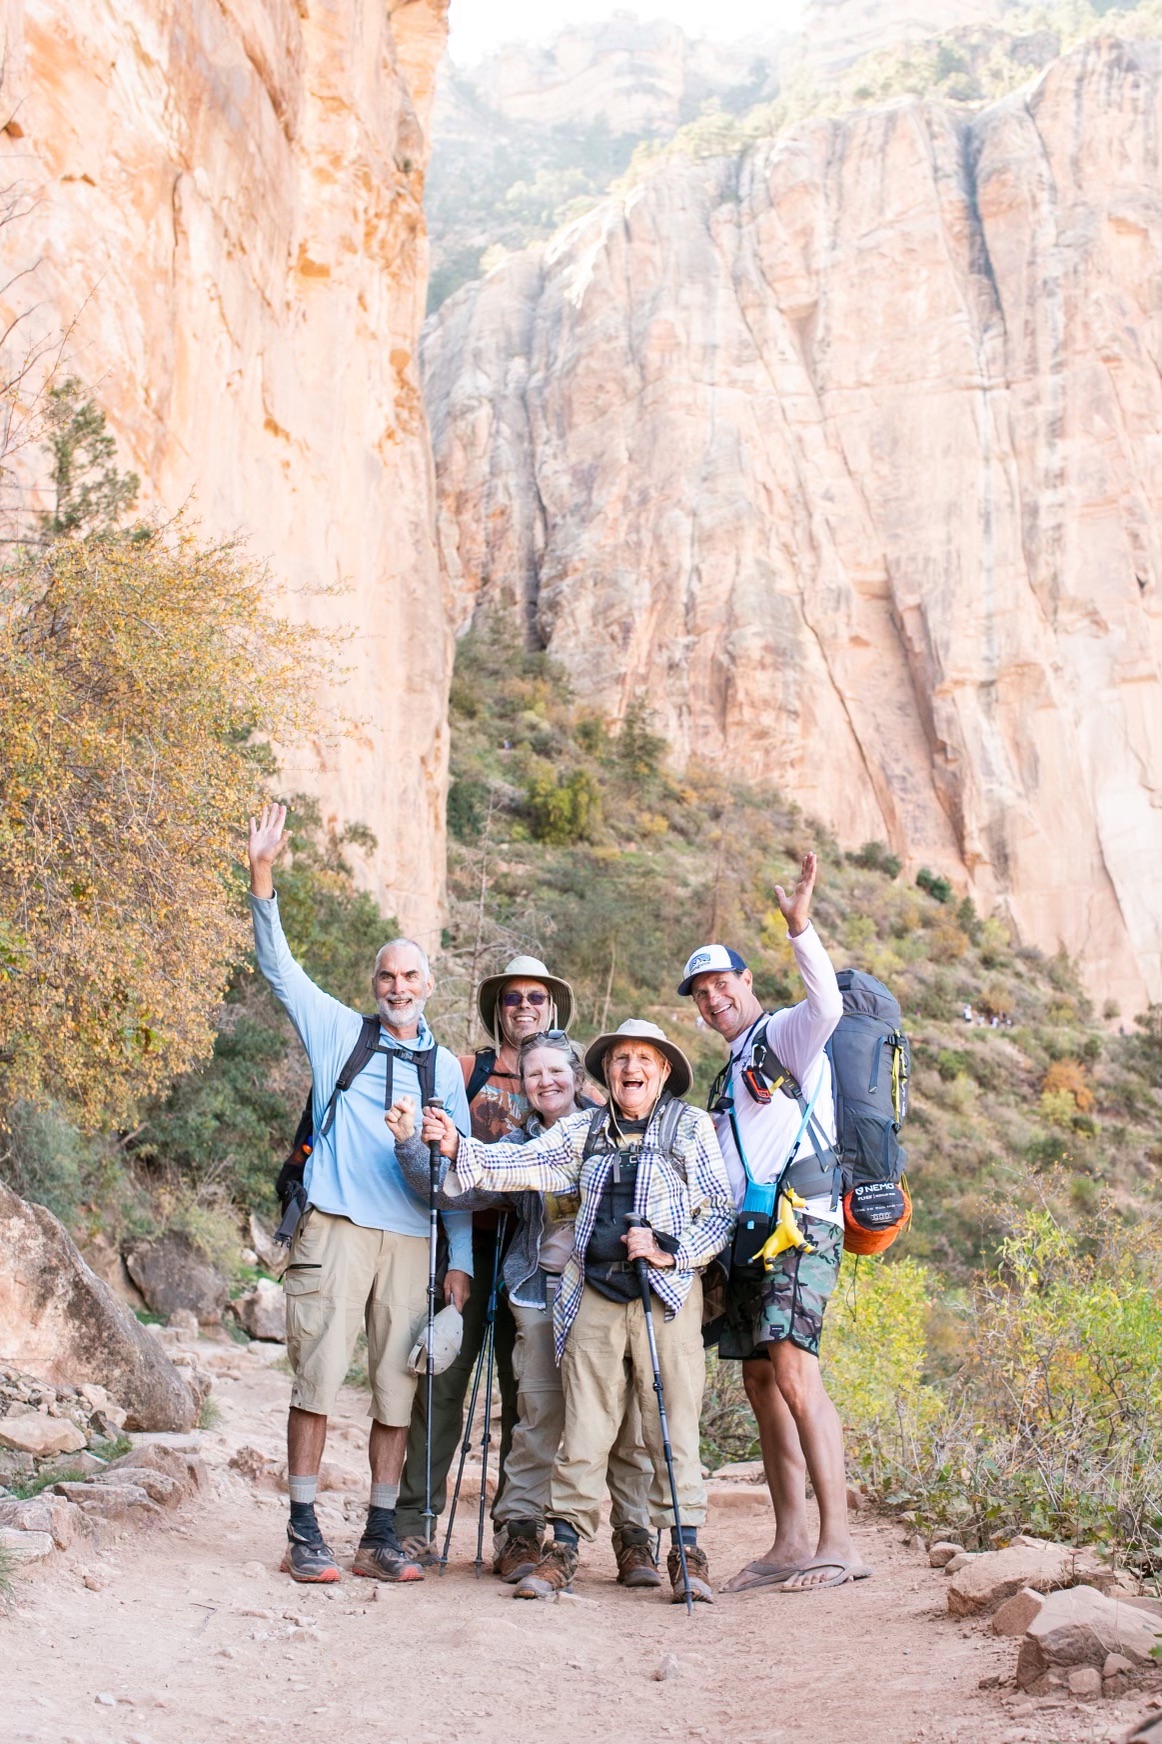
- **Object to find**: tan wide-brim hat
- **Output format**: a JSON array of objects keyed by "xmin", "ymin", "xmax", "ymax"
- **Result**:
[
  {"xmin": 477, "ymin": 954, "xmax": 575, "ymax": 1044},
  {"xmin": 584, "ymin": 1019, "xmax": 693, "ymax": 1101}
]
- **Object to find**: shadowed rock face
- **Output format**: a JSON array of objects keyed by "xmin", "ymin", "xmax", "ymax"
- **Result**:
[
  {"xmin": 424, "ymin": 37, "xmax": 1162, "ymax": 1015},
  {"xmin": 0, "ymin": 0, "xmax": 451, "ymax": 954},
  {"xmin": 0, "ymin": 1184, "xmax": 196, "ymax": 1432}
]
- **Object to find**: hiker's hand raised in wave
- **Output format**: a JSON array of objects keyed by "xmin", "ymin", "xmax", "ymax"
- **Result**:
[
  {"xmin": 385, "ymin": 1097, "xmax": 416, "ymax": 1143},
  {"xmin": 248, "ymin": 802, "xmax": 289, "ymax": 900},
  {"xmin": 420, "ymin": 1105, "xmax": 460, "ymax": 1161},
  {"xmin": 775, "ymin": 851, "xmax": 818, "ymax": 938}
]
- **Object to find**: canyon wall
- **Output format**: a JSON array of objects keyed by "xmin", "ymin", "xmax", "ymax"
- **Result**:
[
  {"xmin": 0, "ymin": 0, "xmax": 450, "ymax": 949},
  {"xmin": 424, "ymin": 37, "xmax": 1162, "ymax": 1015}
]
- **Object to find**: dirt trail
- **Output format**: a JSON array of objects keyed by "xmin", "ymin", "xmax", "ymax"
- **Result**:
[{"xmin": 4, "ymin": 1338, "xmax": 1153, "ymax": 1744}]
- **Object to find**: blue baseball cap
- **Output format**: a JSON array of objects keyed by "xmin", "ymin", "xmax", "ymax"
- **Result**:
[{"xmin": 677, "ymin": 944, "xmax": 748, "ymax": 997}]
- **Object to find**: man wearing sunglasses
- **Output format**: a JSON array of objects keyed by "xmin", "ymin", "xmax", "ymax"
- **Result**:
[
  {"xmin": 678, "ymin": 853, "xmax": 870, "ymax": 1596},
  {"xmin": 394, "ymin": 954, "xmax": 575, "ymax": 1560}
]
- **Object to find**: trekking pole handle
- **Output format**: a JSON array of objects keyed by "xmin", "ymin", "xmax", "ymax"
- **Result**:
[
  {"xmin": 623, "ymin": 1212, "xmax": 652, "ymax": 1282},
  {"xmin": 424, "ymin": 1097, "xmax": 444, "ymax": 1180}
]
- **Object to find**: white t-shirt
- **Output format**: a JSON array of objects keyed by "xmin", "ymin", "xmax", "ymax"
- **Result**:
[{"xmin": 710, "ymin": 923, "xmax": 845, "ymax": 1228}]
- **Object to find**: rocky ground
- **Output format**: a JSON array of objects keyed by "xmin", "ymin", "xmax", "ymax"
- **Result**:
[{"xmin": 3, "ymin": 1332, "xmax": 1161, "ymax": 1744}]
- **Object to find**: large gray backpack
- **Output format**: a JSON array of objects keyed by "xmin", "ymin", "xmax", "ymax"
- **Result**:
[
  {"xmin": 729, "ymin": 968, "xmax": 912, "ymax": 1252},
  {"xmin": 828, "ymin": 970, "xmax": 911, "ymax": 1249}
]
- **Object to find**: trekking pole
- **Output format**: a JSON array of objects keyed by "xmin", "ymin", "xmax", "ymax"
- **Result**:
[
  {"xmin": 439, "ymin": 1316, "xmax": 489, "ymax": 1574},
  {"xmin": 473, "ymin": 1212, "xmax": 508, "ymax": 1578},
  {"xmin": 624, "ymin": 1213, "xmax": 694, "ymax": 1615},
  {"xmin": 422, "ymin": 1096, "xmax": 444, "ymax": 1549}
]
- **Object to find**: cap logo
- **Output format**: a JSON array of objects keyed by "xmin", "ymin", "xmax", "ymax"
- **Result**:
[{"xmin": 687, "ymin": 950, "xmax": 713, "ymax": 972}]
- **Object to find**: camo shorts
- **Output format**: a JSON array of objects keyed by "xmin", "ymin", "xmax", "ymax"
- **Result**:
[{"xmin": 718, "ymin": 1215, "xmax": 843, "ymax": 1361}]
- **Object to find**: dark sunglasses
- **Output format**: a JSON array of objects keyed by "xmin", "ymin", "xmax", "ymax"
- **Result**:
[
  {"xmin": 519, "ymin": 1028, "xmax": 571, "ymax": 1050},
  {"xmin": 501, "ymin": 990, "xmax": 549, "ymax": 1008}
]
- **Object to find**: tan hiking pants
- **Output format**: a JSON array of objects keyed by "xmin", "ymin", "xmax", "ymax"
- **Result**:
[
  {"xmin": 497, "ymin": 1297, "xmax": 651, "ymax": 1534},
  {"xmin": 550, "ymin": 1278, "xmax": 706, "ymax": 1541}
]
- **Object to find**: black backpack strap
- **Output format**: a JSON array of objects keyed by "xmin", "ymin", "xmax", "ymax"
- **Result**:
[
  {"xmin": 465, "ymin": 1047, "xmax": 497, "ymax": 1106},
  {"xmin": 317, "ymin": 1014, "xmax": 382, "ymax": 1139},
  {"xmin": 417, "ymin": 1042, "xmax": 438, "ymax": 1107},
  {"xmin": 581, "ymin": 1106, "xmax": 610, "ymax": 1160}
]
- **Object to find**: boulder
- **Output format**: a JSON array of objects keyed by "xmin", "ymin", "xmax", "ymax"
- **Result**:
[
  {"xmin": 0, "ymin": 1494, "xmax": 80, "ymax": 1549},
  {"xmin": 124, "ymin": 1234, "xmax": 230, "ymax": 1321},
  {"xmin": 233, "ymin": 1279, "xmax": 286, "ymax": 1342},
  {"xmin": 0, "ymin": 1526, "xmax": 54, "ymax": 1562},
  {"xmin": 52, "ymin": 1480, "xmax": 160, "ymax": 1523},
  {"xmin": 93, "ymin": 1466, "xmax": 184, "ymax": 1507},
  {"xmin": 948, "ymin": 1541, "xmax": 1078, "ymax": 1616},
  {"xmin": 1015, "ymin": 1585, "xmax": 1162, "ymax": 1692},
  {"xmin": 0, "ymin": 1409, "xmax": 87, "ymax": 1457},
  {"xmin": 77, "ymin": 1234, "xmax": 145, "ymax": 1310},
  {"xmin": 0, "ymin": 1184, "xmax": 196, "ymax": 1431},
  {"xmin": 249, "ymin": 1215, "xmax": 284, "ymax": 1275},
  {"xmin": 992, "ymin": 1588, "xmax": 1046, "ymax": 1638}
]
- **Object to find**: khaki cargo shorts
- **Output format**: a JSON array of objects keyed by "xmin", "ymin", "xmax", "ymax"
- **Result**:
[{"xmin": 283, "ymin": 1209, "xmax": 429, "ymax": 1425}]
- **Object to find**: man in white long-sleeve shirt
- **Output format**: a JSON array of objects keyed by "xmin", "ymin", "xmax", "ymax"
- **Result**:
[{"xmin": 679, "ymin": 852, "xmax": 870, "ymax": 1595}]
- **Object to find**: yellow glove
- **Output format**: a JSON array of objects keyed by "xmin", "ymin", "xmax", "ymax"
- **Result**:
[{"xmin": 752, "ymin": 1188, "xmax": 814, "ymax": 1269}]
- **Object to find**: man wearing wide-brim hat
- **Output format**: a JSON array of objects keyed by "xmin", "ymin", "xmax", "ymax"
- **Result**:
[
  {"xmin": 413, "ymin": 1017, "xmax": 735, "ymax": 1604},
  {"xmin": 394, "ymin": 954, "xmax": 574, "ymax": 1558}
]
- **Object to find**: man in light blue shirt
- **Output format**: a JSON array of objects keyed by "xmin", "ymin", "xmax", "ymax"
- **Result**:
[{"xmin": 249, "ymin": 803, "xmax": 472, "ymax": 1586}]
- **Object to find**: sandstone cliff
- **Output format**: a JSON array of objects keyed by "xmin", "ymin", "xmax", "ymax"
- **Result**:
[
  {"xmin": 0, "ymin": 0, "xmax": 450, "ymax": 949},
  {"xmin": 423, "ymin": 37, "xmax": 1162, "ymax": 1014}
]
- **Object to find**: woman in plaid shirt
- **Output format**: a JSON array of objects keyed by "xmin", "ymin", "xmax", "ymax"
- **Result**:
[{"xmin": 405, "ymin": 1018, "xmax": 734, "ymax": 1604}]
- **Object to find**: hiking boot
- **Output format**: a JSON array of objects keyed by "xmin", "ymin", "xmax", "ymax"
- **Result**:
[
  {"xmin": 494, "ymin": 1525, "xmax": 543, "ymax": 1584},
  {"xmin": 398, "ymin": 1534, "xmax": 440, "ymax": 1569},
  {"xmin": 513, "ymin": 1541, "xmax": 578, "ymax": 1599},
  {"xmin": 666, "ymin": 1543, "xmax": 715, "ymax": 1604},
  {"xmin": 352, "ymin": 1531, "xmax": 424, "ymax": 1583},
  {"xmin": 614, "ymin": 1527, "xmax": 662, "ymax": 1589},
  {"xmin": 280, "ymin": 1519, "xmax": 341, "ymax": 1584}
]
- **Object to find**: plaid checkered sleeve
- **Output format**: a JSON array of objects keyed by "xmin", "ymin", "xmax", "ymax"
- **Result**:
[{"xmin": 452, "ymin": 1110, "xmax": 588, "ymax": 1195}]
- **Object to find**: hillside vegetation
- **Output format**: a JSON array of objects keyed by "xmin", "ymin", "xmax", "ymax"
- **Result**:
[
  {"xmin": 433, "ymin": 622, "xmax": 1162, "ymax": 1570},
  {"xmin": 432, "ymin": 621, "xmax": 1162, "ymax": 1281}
]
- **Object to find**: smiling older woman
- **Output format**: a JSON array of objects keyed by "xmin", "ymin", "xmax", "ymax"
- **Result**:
[{"xmin": 391, "ymin": 1018, "xmax": 735, "ymax": 1604}]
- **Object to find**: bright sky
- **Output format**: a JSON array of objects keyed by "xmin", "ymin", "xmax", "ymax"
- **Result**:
[{"xmin": 449, "ymin": 2, "xmax": 806, "ymax": 64}]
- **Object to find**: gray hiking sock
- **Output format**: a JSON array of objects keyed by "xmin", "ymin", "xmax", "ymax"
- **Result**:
[
  {"xmin": 370, "ymin": 1483, "xmax": 398, "ymax": 1511},
  {"xmin": 287, "ymin": 1474, "xmax": 318, "ymax": 1505}
]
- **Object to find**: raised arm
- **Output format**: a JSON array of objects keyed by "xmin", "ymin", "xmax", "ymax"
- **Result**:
[
  {"xmin": 247, "ymin": 803, "xmax": 354, "ymax": 1061},
  {"xmin": 765, "ymin": 852, "xmax": 843, "ymax": 1083}
]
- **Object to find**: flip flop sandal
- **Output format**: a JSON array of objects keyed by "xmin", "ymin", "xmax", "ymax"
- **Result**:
[
  {"xmin": 776, "ymin": 1560, "xmax": 874, "ymax": 1593},
  {"xmin": 720, "ymin": 1560, "xmax": 805, "ymax": 1593}
]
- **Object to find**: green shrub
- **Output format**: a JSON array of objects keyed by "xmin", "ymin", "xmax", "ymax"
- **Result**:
[
  {"xmin": 916, "ymin": 867, "xmax": 953, "ymax": 904},
  {"xmin": 526, "ymin": 768, "xmax": 601, "ymax": 845}
]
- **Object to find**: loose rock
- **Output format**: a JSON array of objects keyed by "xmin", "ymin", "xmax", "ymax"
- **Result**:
[
  {"xmin": 948, "ymin": 1542, "xmax": 1077, "ymax": 1616},
  {"xmin": 654, "ymin": 1654, "xmax": 680, "ymax": 1682},
  {"xmin": 992, "ymin": 1588, "xmax": 1045, "ymax": 1638},
  {"xmin": 1067, "ymin": 1666, "xmax": 1102, "ymax": 1700},
  {"xmin": 929, "ymin": 1541, "xmax": 964, "ymax": 1568},
  {"xmin": 232, "ymin": 1278, "xmax": 286, "ymax": 1342},
  {"xmin": 0, "ymin": 1494, "xmax": 81, "ymax": 1549},
  {"xmin": 0, "ymin": 1409, "xmax": 87, "ymax": 1457},
  {"xmin": 1015, "ymin": 1585, "xmax": 1162, "ymax": 1692},
  {"xmin": 0, "ymin": 1525, "xmax": 54, "ymax": 1562}
]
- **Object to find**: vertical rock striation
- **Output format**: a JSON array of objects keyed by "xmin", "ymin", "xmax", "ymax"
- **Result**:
[
  {"xmin": 423, "ymin": 38, "xmax": 1162, "ymax": 1013},
  {"xmin": 0, "ymin": 0, "xmax": 451, "ymax": 948}
]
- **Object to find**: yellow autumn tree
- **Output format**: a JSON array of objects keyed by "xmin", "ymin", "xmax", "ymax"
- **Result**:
[{"xmin": 0, "ymin": 520, "xmax": 322, "ymax": 1128}]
